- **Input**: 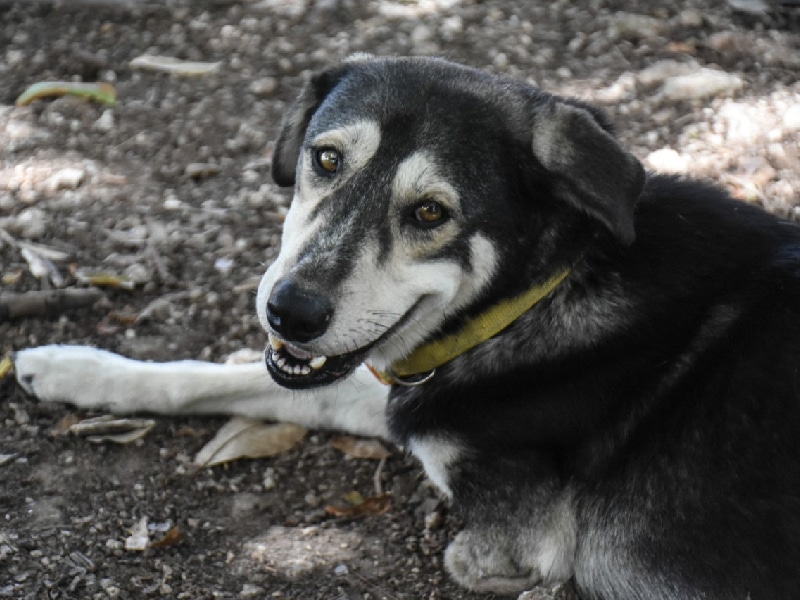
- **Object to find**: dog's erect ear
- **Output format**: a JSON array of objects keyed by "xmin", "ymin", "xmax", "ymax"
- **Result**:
[
  {"xmin": 271, "ymin": 65, "xmax": 352, "ymax": 187},
  {"xmin": 531, "ymin": 100, "xmax": 645, "ymax": 245}
]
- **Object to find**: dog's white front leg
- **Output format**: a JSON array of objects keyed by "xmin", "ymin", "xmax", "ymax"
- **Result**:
[{"xmin": 13, "ymin": 345, "xmax": 389, "ymax": 438}]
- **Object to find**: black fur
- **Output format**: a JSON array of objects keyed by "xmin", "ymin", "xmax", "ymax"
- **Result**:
[{"xmin": 273, "ymin": 57, "xmax": 800, "ymax": 599}]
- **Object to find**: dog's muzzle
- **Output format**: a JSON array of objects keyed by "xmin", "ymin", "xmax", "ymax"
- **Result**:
[{"xmin": 263, "ymin": 278, "xmax": 366, "ymax": 389}]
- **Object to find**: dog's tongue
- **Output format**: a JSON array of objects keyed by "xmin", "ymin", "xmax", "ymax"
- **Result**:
[{"xmin": 284, "ymin": 342, "xmax": 315, "ymax": 360}]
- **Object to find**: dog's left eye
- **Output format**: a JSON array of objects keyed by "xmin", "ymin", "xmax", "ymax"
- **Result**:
[
  {"xmin": 313, "ymin": 148, "xmax": 342, "ymax": 176},
  {"xmin": 412, "ymin": 200, "xmax": 447, "ymax": 228}
]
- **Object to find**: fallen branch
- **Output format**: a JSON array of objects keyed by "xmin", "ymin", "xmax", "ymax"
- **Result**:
[{"xmin": 0, "ymin": 288, "xmax": 103, "ymax": 320}]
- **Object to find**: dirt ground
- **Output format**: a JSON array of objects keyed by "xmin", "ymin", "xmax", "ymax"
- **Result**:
[{"xmin": 1, "ymin": 1, "xmax": 799, "ymax": 598}]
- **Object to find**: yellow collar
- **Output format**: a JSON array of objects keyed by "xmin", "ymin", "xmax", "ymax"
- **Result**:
[{"xmin": 369, "ymin": 267, "xmax": 571, "ymax": 386}]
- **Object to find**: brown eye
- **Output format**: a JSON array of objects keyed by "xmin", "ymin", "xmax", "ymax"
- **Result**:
[
  {"xmin": 413, "ymin": 200, "xmax": 446, "ymax": 226},
  {"xmin": 314, "ymin": 148, "xmax": 341, "ymax": 175}
]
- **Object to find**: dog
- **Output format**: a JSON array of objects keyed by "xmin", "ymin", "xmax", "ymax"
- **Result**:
[{"xmin": 14, "ymin": 55, "xmax": 800, "ymax": 599}]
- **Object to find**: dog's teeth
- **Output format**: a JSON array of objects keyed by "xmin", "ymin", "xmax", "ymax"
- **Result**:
[
  {"xmin": 269, "ymin": 334, "xmax": 285, "ymax": 352},
  {"xmin": 309, "ymin": 356, "xmax": 328, "ymax": 370},
  {"xmin": 276, "ymin": 356, "xmax": 287, "ymax": 369},
  {"xmin": 300, "ymin": 365, "xmax": 311, "ymax": 375}
]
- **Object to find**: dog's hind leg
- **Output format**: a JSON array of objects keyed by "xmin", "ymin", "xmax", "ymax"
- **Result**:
[{"xmin": 13, "ymin": 345, "xmax": 389, "ymax": 438}]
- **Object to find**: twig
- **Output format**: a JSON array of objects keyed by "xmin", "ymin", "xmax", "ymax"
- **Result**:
[
  {"xmin": 373, "ymin": 456, "xmax": 387, "ymax": 496},
  {"xmin": 0, "ymin": 288, "xmax": 103, "ymax": 320}
]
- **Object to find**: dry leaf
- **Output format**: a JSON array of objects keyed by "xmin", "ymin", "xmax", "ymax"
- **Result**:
[
  {"xmin": 331, "ymin": 435, "xmax": 391, "ymax": 460},
  {"xmin": 343, "ymin": 490, "xmax": 365, "ymax": 505},
  {"xmin": 124, "ymin": 516, "xmax": 150, "ymax": 551},
  {"xmin": 175, "ymin": 425, "xmax": 202, "ymax": 438},
  {"xmin": 68, "ymin": 415, "xmax": 156, "ymax": 444},
  {"xmin": 51, "ymin": 413, "xmax": 81, "ymax": 437},
  {"xmin": 130, "ymin": 54, "xmax": 221, "ymax": 76},
  {"xmin": 21, "ymin": 246, "xmax": 64, "ymax": 287},
  {"xmin": 0, "ymin": 454, "xmax": 18, "ymax": 466},
  {"xmin": 193, "ymin": 417, "xmax": 306, "ymax": 468},
  {"xmin": 2, "ymin": 270, "xmax": 23, "ymax": 285},
  {"xmin": 0, "ymin": 354, "xmax": 12, "ymax": 381},
  {"xmin": 73, "ymin": 268, "xmax": 136, "ymax": 289},
  {"xmin": 151, "ymin": 526, "xmax": 183, "ymax": 549},
  {"xmin": 16, "ymin": 81, "xmax": 116, "ymax": 106},
  {"xmin": 325, "ymin": 493, "xmax": 392, "ymax": 518}
]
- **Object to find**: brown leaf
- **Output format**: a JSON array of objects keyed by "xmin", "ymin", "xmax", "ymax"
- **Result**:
[
  {"xmin": 325, "ymin": 493, "xmax": 392, "ymax": 519},
  {"xmin": 174, "ymin": 425, "xmax": 202, "ymax": 438},
  {"xmin": 68, "ymin": 415, "xmax": 156, "ymax": 444},
  {"xmin": 150, "ymin": 526, "xmax": 183, "ymax": 549},
  {"xmin": 331, "ymin": 435, "xmax": 391, "ymax": 460},
  {"xmin": 0, "ymin": 354, "xmax": 12, "ymax": 381},
  {"xmin": 193, "ymin": 417, "xmax": 306, "ymax": 468},
  {"xmin": 51, "ymin": 413, "xmax": 81, "ymax": 437}
]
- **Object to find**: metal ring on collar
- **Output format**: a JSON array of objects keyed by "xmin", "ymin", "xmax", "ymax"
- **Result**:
[{"xmin": 388, "ymin": 368, "xmax": 436, "ymax": 387}]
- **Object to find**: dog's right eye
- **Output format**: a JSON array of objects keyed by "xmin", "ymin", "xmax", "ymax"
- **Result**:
[{"xmin": 313, "ymin": 148, "xmax": 342, "ymax": 176}]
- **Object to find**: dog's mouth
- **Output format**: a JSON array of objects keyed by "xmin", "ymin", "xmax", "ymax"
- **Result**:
[
  {"xmin": 265, "ymin": 297, "xmax": 429, "ymax": 389},
  {"xmin": 265, "ymin": 333, "xmax": 368, "ymax": 390}
]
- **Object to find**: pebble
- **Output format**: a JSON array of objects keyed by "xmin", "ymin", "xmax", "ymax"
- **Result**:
[
  {"xmin": 645, "ymin": 148, "xmax": 689, "ymax": 174},
  {"xmin": 659, "ymin": 69, "xmax": 743, "ymax": 101},
  {"xmin": 637, "ymin": 60, "xmax": 697, "ymax": 87},
  {"xmin": 783, "ymin": 105, "xmax": 800, "ymax": 132},
  {"xmin": 240, "ymin": 584, "xmax": 265, "ymax": 597},
  {"xmin": 3, "ymin": 206, "xmax": 48, "ymax": 238},
  {"xmin": 46, "ymin": 167, "xmax": 85, "ymax": 192},
  {"xmin": 679, "ymin": 9, "xmax": 704, "ymax": 27},
  {"xmin": 727, "ymin": 0, "xmax": 770, "ymax": 16},
  {"xmin": 93, "ymin": 110, "xmax": 115, "ymax": 133},
  {"xmin": 248, "ymin": 77, "xmax": 278, "ymax": 96},
  {"xmin": 609, "ymin": 12, "xmax": 662, "ymax": 40}
]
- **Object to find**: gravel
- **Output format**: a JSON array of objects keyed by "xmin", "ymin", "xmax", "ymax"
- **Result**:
[{"xmin": 1, "ymin": 0, "xmax": 799, "ymax": 598}]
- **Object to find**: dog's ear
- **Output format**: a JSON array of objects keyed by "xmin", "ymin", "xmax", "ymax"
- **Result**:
[
  {"xmin": 271, "ymin": 65, "xmax": 351, "ymax": 187},
  {"xmin": 531, "ymin": 100, "xmax": 645, "ymax": 245}
]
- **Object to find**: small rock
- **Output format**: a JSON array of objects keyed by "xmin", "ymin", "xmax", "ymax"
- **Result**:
[
  {"xmin": 240, "ymin": 584, "xmax": 264, "ymax": 597},
  {"xmin": 47, "ymin": 167, "xmax": 85, "ymax": 192},
  {"xmin": 727, "ymin": 0, "xmax": 770, "ymax": 16},
  {"xmin": 706, "ymin": 31, "xmax": 743, "ymax": 53},
  {"xmin": 249, "ymin": 77, "xmax": 278, "ymax": 96},
  {"xmin": 609, "ymin": 12, "xmax": 662, "ymax": 40},
  {"xmin": 123, "ymin": 263, "xmax": 153, "ymax": 285},
  {"xmin": 783, "ymin": 105, "xmax": 800, "ymax": 132},
  {"xmin": 659, "ymin": 69, "xmax": 743, "ymax": 101},
  {"xmin": 284, "ymin": 558, "xmax": 314, "ymax": 580},
  {"xmin": 3, "ymin": 207, "xmax": 48, "ymax": 239},
  {"xmin": 679, "ymin": 9, "xmax": 704, "ymax": 27},
  {"xmin": 16, "ymin": 188, "xmax": 39, "ymax": 205},
  {"xmin": 637, "ymin": 60, "xmax": 697, "ymax": 86},
  {"xmin": 185, "ymin": 163, "xmax": 220, "ymax": 180},
  {"xmin": 645, "ymin": 148, "xmax": 689, "ymax": 174},
  {"xmin": 93, "ymin": 110, "xmax": 115, "ymax": 133}
]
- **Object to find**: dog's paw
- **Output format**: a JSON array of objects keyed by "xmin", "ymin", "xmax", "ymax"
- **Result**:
[
  {"xmin": 445, "ymin": 528, "xmax": 542, "ymax": 595},
  {"xmin": 13, "ymin": 345, "xmax": 132, "ymax": 409}
]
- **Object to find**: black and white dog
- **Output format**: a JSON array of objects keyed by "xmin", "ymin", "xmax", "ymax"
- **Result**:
[{"xmin": 15, "ymin": 56, "xmax": 800, "ymax": 599}]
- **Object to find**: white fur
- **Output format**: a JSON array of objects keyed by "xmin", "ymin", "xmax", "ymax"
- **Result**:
[
  {"xmin": 408, "ymin": 434, "xmax": 464, "ymax": 497},
  {"xmin": 13, "ymin": 345, "xmax": 389, "ymax": 438},
  {"xmin": 391, "ymin": 150, "xmax": 459, "ymax": 208}
]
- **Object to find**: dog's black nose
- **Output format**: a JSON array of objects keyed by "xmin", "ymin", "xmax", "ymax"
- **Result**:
[{"xmin": 266, "ymin": 279, "xmax": 333, "ymax": 343}]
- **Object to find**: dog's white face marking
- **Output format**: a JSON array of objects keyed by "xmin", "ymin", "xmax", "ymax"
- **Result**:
[
  {"xmin": 364, "ymin": 232, "xmax": 497, "ymax": 369},
  {"xmin": 408, "ymin": 435, "xmax": 464, "ymax": 498}
]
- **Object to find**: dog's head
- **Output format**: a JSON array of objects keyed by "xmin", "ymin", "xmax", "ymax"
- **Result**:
[{"xmin": 256, "ymin": 56, "xmax": 645, "ymax": 389}]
